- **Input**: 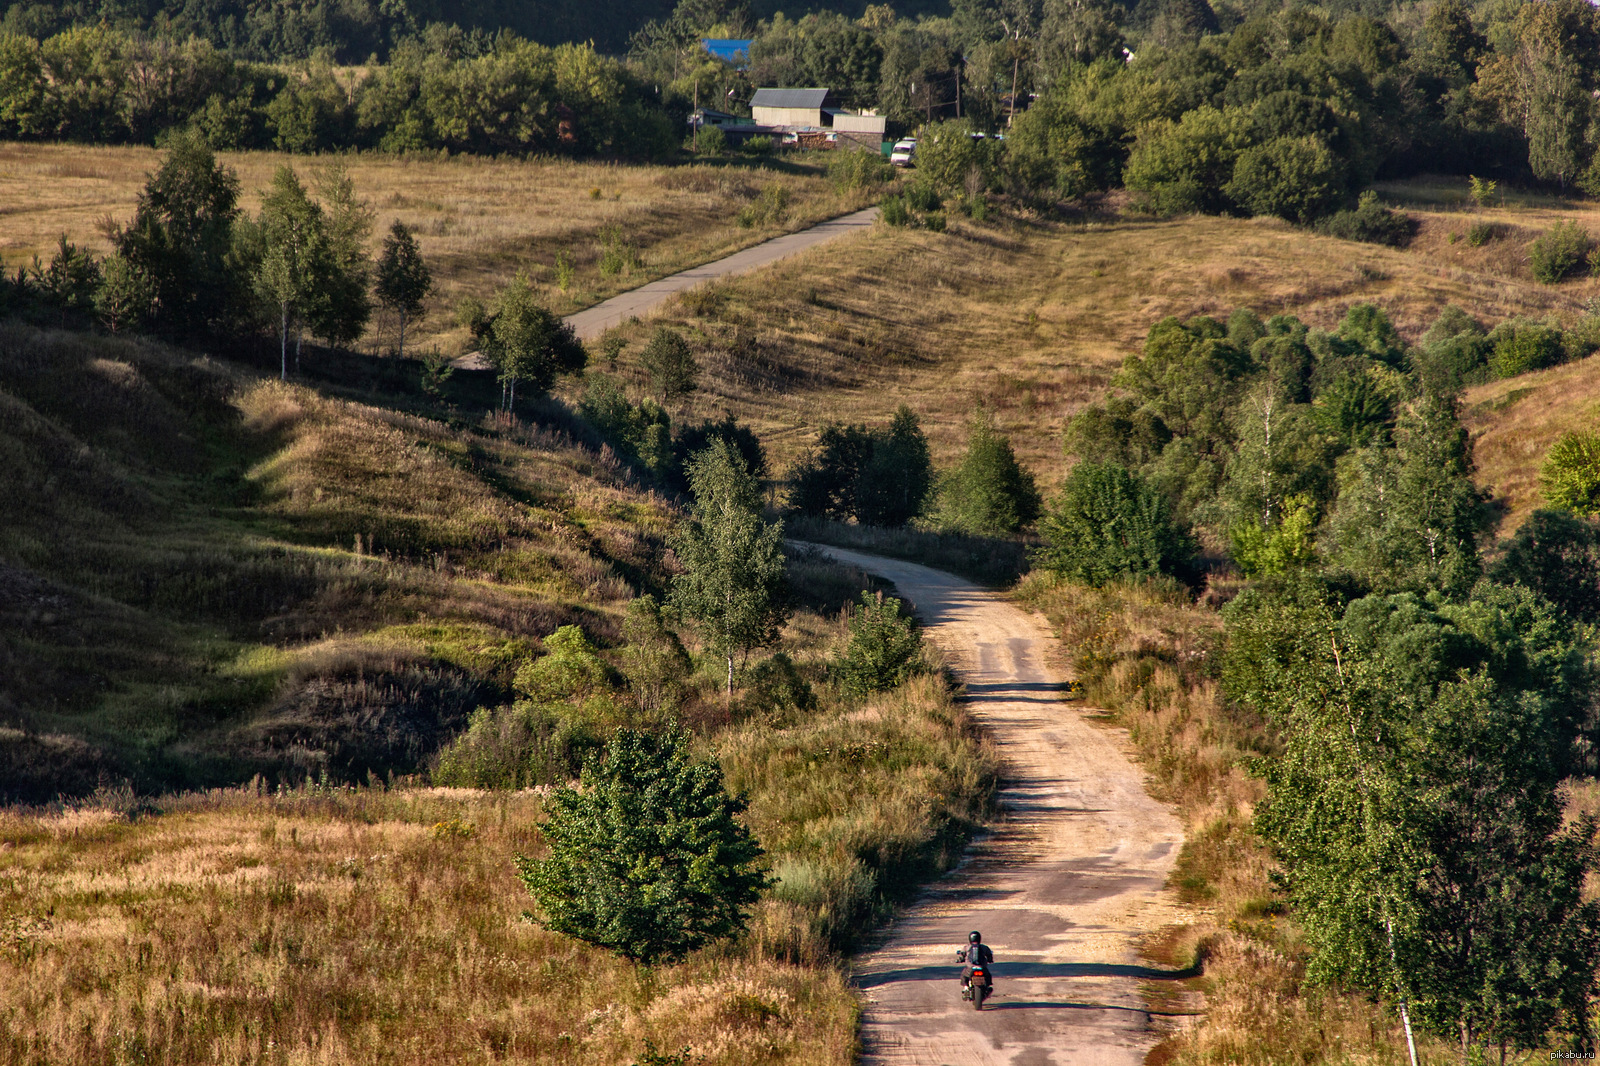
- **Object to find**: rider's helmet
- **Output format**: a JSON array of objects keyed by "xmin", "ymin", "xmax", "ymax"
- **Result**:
[{"xmin": 969, "ymin": 931, "xmax": 982, "ymax": 943}]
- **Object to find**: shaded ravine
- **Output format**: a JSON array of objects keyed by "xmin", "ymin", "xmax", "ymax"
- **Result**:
[
  {"xmin": 797, "ymin": 544, "xmax": 1192, "ymax": 1066},
  {"xmin": 563, "ymin": 206, "xmax": 880, "ymax": 340}
]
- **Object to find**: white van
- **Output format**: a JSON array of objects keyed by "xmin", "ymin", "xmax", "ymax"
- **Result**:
[{"xmin": 890, "ymin": 139, "xmax": 917, "ymax": 167}]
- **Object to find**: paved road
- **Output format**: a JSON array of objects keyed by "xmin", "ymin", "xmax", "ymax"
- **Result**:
[
  {"xmin": 563, "ymin": 206, "xmax": 880, "ymax": 340},
  {"xmin": 796, "ymin": 544, "xmax": 1191, "ymax": 1066}
]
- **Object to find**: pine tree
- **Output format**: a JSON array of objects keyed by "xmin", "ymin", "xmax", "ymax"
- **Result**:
[
  {"xmin": 640, "ymin": 326, "xmax": 699, "ymax": 402},
  {"xmin": 515, "ymin": 726, "xmax": 768, "ymax": 963}
]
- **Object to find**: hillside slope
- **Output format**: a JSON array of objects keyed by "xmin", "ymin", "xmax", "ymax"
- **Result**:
[{"xmin": 0, "ymin": 322, "xmax": 675, "ymax": 801}]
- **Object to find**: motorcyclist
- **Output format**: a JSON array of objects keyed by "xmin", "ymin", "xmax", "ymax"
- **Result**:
[{"xmin": 955, "ymin": 930, "xmax": 994, "ymax": 1000}]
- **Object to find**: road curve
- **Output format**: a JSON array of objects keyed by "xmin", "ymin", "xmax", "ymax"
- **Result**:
[
  {"xmin": 563, "ymin": 206, "xmax": 880, "ymax": 340},
  {"xmin": 796, "ymin": 544, "xmax": 1190, "ymax": 1066}
]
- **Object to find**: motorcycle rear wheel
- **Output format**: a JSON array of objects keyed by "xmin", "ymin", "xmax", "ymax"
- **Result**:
[{"xmin": 973, "ymin": 985, "xmax": 986, "ymax": 1011}]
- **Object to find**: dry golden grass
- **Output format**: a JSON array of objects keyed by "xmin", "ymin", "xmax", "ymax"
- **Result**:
[
  {"xmin": 590, "ymin": 189, "xmax": 1600, "ymax": 495},
  {"xmin": 0, "ymin": 141, "xmax": 873, "ymax": 354},
  {"xmin": 1463, "ymin": 354, "xmax": 1600, "ymax": 534},
  {"xmin": 0, "ymin": 786, "xmax": 859, "ymax": 1066}
]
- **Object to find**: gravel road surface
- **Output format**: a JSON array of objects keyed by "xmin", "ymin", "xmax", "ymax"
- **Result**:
[
  {"xmin": 563, "ymin": 206, "xmax": 880, "ymax": 340},
  {"xmin": 796, "ymin": 544, "xmax": 1192, "ymax": 1066}
]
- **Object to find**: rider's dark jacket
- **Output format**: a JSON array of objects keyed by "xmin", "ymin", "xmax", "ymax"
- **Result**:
[{"xmin": 957, "ymin": 943, "xmax": 994, "ymax": 983}]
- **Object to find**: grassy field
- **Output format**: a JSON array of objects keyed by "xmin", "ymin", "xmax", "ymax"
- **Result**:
[
  {"xmin": 583, "ymin": 181, "xmax": 1600, "ymax": 493},
  {"xmin": 0, "ymin": 142, "xmax": 879, "ymax": 355}
]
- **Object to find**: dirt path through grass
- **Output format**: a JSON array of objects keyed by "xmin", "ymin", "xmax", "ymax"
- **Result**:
[
  {"xmin": 796, "ymin": 544, "xmax": 1191, "ymax": 1065},
  {"xmin": 563, "ymin": 206, "xmax": 880, "ymax": 339}
]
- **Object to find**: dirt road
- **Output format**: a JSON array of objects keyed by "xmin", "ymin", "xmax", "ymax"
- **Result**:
[
  {"xmin": 563, "ymin": 206, "xmax": 880, "ymax": 340},
  {"xmin": 798, "ymin": 545, "xmax": 1191, "ymax": 1066}
]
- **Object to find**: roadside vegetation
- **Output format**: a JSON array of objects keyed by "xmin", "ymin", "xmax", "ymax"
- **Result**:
[{"xmin": 1019, "ymin": 301, "xmax": 1600, "ymax": 1062}]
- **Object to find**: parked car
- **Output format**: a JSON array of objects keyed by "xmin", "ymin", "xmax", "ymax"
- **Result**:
[{"xmin": 890, "ymin": 139, "xmax": 916, "ymax": 167}]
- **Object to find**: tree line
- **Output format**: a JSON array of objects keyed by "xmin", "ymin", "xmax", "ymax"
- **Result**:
[{"xmin": 0, "ymin": 25, "xmax": 678, "ymax": 157}]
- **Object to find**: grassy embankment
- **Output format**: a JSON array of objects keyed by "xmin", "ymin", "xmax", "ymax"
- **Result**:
[
  {"xmin": 582, "ymin": 180, "xmax": 1600, "ymax": 491},
  {"xmin": 0, "ymin": 318, "xmax": 997, "ymax": 1063},
  {"xmin": 0, "ymin": 141, "xmax": 880, "ymax": 355}
]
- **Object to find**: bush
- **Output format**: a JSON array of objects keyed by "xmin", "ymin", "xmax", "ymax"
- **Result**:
[
  {"xmin": 879, "ymin": 194, "xmax": 911, "ymax": 226},
  {"xmin": 1315, "ymin": 191, "xmax": 1417, "ymax": 246},
  {"xmin": 1467, "ymin": 220, "xmax": 1498, "ymax": 247},
  {"xmin": 640, "ymin": 325, "xmax": 699, "ymax": 401},
  {"xmin": 1541, "ymin": 431, "xmax": 1600, "ymax": 516},
  {"xmin": 741, "ymin": 651, "xmax": 815, "ymax": 721},
  {"xmin": 1487, "ymin": 319, "xmax": 1565, "ymax": 378},
  {"xmin": 832, "ymin": 592, "xmax": 926, "ymax": 698},
  {"xmin": 695, "ymin": 124, "xmax": 726, "ymax": 155},
  {"xmin": 431, "ymin": 702, "xmax": 606, "ymax": 788},
  {"xmin": 912, "ymin": 118, "xmax": 999, "ymax": 195},
  {"xmin": 904, "ymin": 182, "xmax": 942, "ymax": 212},
  {"xmin": 1124, "ymin": 106, "xmax": 1242, "ymax": 216},
  {"xmin": 741, "ymin": 134, "xmax": 773, "ymax": 155},
  {"xmin": 1036, "ymin": 461, "xmax": 1196, "ymax": 585},
  {"xmin": 790, "ymin": 408, "xmax": 933, "ymax": 527},
  {"xmin": 1225, "ymin": 136, "xmax": 1346, "ymax": 223},
  {"xmin": 737, "ymin": 185, "xmax": 791, "ymax": 228},
  {"xmin": 1529, "ymin": 220, "xmax": 1592, "ymax": 284},
  {"xmin": 515, "ymin": 727, "xmax": 768, "ymax": 963},
  {"xmin": 827, "ymin": 147, "xmax": 892, "ymax": 189}
]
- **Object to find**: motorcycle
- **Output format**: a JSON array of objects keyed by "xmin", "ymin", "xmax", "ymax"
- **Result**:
[
  {"xmin": 957, "ymin": 951, "xmax": 993, "ymax": 1011},
  {"xmin": 968, "ymin": 964, "xmax": 992, "ymax": 1010}
]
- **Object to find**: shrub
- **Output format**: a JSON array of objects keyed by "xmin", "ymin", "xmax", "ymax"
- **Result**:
[
  {"xmin": 696, "ymin": 124, "xmax": 726, "ymax": 155},
  {"xmin": 639, "ymin": 326, "xmax": 699, "ymax": 401},
  {"xmin": 431, "ymin": 702, "xmax": 606, "ymax": 788},
  {"xmin": 827, "ymin": 147, "xmax": 892, "ymax": 189},
  {"xmin": 1541, "ymin": 431, "xmax": 1600, "ymax": 516},
  {"xmin": 741, "ymin": 651, "xmax": 815, "ymax": 721},
  {"xmin": 1315, "ymin": 191, "xmax": 1417, "ymax": 246},
  {"xmin": 1468, "ymin": 174, "xmax": 1498, "ymax": 207},
  {"xmin": 904, "ymin": 182, "xmax": 942, "ymax": 212},
  {"xmin": 1036, "ymin": 461, "xmax": 1196, "ymax": 585},
  {"xmin": 515, "ymin": 726, "xmax": 769, "ymax": 963},
  {"xmin": 1124, "ymin": 106, "xmax": 1242, "ymax": 215},
  {"xmin": 514, "ymin": 625, "xmax": 614, "ymax": 703},
  {"xmin": 1466, "ymin": 220, "xmax": 1497, "ymax": 247},
  {"xmin": 1487, "ymin": 319, "xmax": 1565, "ymax": 378},
  {"xmin": 879, "ymin": 195, "xmax": 911, "ymax": 226},
  {"xmin": 741, "ymin": 134, "xmax": 773, "ymax": 155},
  {"xmin": 737, "ymin": 184, "xmax": 791, "ymax": 227},
  {"xmin": 1225, "ymin": 136, "xmax": 1346, "ymax": 223},
  {"xmin": 1528, "ymin": 220, "xmax": 1591, "ymax": 284},
  {"xmin": 924, "ymin": 210, "xmax": 946, "ymax": 233},
  {"xmin": 913, "ymin": 118, "xmax": 999, "ymax": 195},
  {"xmin": 832, "ymin": 592, "xmax": 926, "ymax": 698}
]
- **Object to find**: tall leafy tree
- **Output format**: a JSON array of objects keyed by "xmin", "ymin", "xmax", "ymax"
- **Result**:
[
  {"xmin": 470, "ymin": 274, "xmax": 586, "ymax": 415},
  {"xmin": 856, "ymin": 405, "xmax": 934, "ymax": 528},
  {"xmin": 307, "ymin": 163, "xmax": 373, "ymax": 349},
  {"xmin": 114, "ymin": 130, "xmax": 241, "ymax": 334},
  {"xmin": 1226, "ymin": 582, "xmax": 1600, "ymax": 1063},
  {"xmin": 1323, "ymin": 393, "xmax": 1489, "ymax": 595},
  {"xmin": 252, "ymin": 165, "xmax": 330, "ymax": 381},
  {"xmin": 374, "ymin": 219, "xmax": 431, "ymax": 359},
  {"xmin": 670, "ymin": 439, "xmax": 789, "ymax": 699},
  {"xmin": 515, "ymin": 726, "xmax": 768, "ymax": 964}
]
